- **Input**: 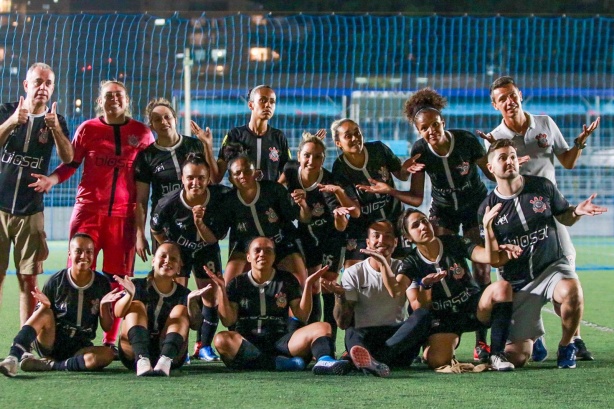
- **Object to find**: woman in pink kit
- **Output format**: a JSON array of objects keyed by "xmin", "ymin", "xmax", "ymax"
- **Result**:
[{"xmin": 30, "ymin": 80, "xmax": 154, "ymax": 352}]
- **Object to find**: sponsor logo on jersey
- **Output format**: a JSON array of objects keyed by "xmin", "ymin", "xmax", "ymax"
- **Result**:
[
  {"xmin": 450, "ymin": 263, "xmax": 465, "ymax": 279},
  {"xmin": 346, "ymin": 239, "xmax": 357, "ymax": 251},
  {"xmin": 176, "ymin": 221, "xmax": 185, "ymax": 230},
  {"xmin": 127, "ymin": 135, "xmax": 141, "ymax": 148},
  {"xmin": 38, "ymin": 127, "xmax": 49, "ymax": 144},
  {"xmin": 0, "ymin": 150, "xmax": 44, "ymax": 170},
  {"xmin": 311, "ymin": 202, "xmax": 325, "ymax": 217},
  {"xmin": 378, "ymin": 166, "xmax": 390, "ymax": 182},
  {"xmin": 456, "ymin": 161, "xmax": 470, "ymax": 176},
  {"xmin": 91, "ymin": 298, "xmax": 101, "ymax": 315},
  {"xmin": 269, "ymin": 146, "xmax": 280, "ymax": 162},
  {"xmin": 266, "ymin": 208, "xmax": 279, "ymax": 223},
  {"xmin": 495, "ymin": 214, "xmax": 509, "ymax": 226},
  {"xmin": 275, "ymin": 292, "xmax": 287, "ymax": 308},
  {"xmin": 94, "ymin": 156, "xmax": 135, "ymax": 168},
  {"xmin": 240, "ymin": 298, "xmax": 249, "ymax": 309},
  {"xmin": 155, "ymin": 163, "xmax": 165, "ymax": 173},
  {"xmin": 530, "ymin": 196, "xmax": 547, "ymax": 213},
  {"xmin": 535, "ymin": 133, "xmax": 549, "ymax": 148},
  {"xmin": 237, "ymin": 222, "xmax": 248, "ymax": 232}
]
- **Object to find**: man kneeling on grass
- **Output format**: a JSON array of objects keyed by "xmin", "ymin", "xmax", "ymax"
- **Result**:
[
  {"xmin": 205, "ymin": 236, "xmax": 350, "ymax": 375},
  {"xmin": 0, "ymin": 233, "xmax": 119, "ymax": 377}
]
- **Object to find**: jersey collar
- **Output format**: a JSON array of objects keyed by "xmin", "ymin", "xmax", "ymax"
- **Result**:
[
  {"xmin": 298, "ymin": 166, "xmax": 324, "ymax": 191},
  {"xmin": 342, "ymin": 145, "xmax": 369, "ymax": 171},
  {"xmin": 247, "ymin": 269, "xmax": 276, "ymax": 287},
  {"xmin": 66, "ymin": 268, "xmax": 96, "ymax": 290},
  {"xmin": 416, "ymin": 237, "xmax": 443, "ymax": 266}
]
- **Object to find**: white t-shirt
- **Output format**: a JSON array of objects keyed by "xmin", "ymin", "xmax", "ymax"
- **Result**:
[{"xmin": 341, "ymin": 258, "xmax": 407, "ymax": 329}]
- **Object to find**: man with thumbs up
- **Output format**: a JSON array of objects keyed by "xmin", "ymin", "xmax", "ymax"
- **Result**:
[{"xmin": 0, "ymin": 62, "xmax": 73, "ymax": 326}]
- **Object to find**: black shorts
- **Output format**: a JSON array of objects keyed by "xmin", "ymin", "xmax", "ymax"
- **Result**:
[
  {"xmin": 229, "ymin": 237, "xmax": 303, "ymax": 265},
  {"xmin": 429, "ymin": 198, "xmax": 483, "ymax": 234},
  {"xmin": 226, "ymin": 332, "xmax": 295, "ymax": 370},
  {"xmin": 118, "ymin": 333, "xmax": 188, "ymax": 371},
  {"xmin": 34, "ymin": 330, "xmax": 93, "ymax": 361},
  {"xmin": 429, "ymin": 291, "xmax": 486, "ymax": 336},
  {"xmin": 179, "ymin": 243, "xmax": 222, "ymax": 279},
  {"xmin": 299, "ymin": 232, "xmax": 345, "ymax": 273}
]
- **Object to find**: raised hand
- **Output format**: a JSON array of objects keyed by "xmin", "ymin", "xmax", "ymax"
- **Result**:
[
  {"xmin": 192, "ymin": 205, "xmax": 206, "ymax": 222},
  {"xmin": 402, "ymin": 154, "xmax": 425, "ymax": 174},
  {"xmin": 333, "ymin": 206, "xmax": 355, "ymax": 218},
  {"xmin": 191, "ymin": 121, "xmax": 213, "ymax": 148},
  {"xmin": 305, "ymin": 265, "xmax": 329, "ymax": 286},
  {"xmin": 314, "ymin": 129, "xmax": 326, "ymax": 140},
  {"xmin": 499, "ymin": 243, "xmax": 523, "ymax": 259},
  {"xmin": 44, "ymin": 101, "xmax": 59, "ymax": 130},
  {"xmin": 518, "ymin": 155, "xmax": 530, "ymax": 166},
  {"xmin": 101, "ymin": 288, "xmax": 124, "ymax": 307},
  {"xmin": 28, "ymin": 173, "xmax": 55, "ymax": 193},
  {"xmin": 481, "ymin": 203, "xmax": 502, "ymax": 228},
  {"xmin": 31, "ymin": 286, "xmax": 51, "ymax": 309},
  {"xmin": 575, "ymin": 193, "xmax": 608, "ymax": 216},
  {"xmin": 317, "ymin": 183, "xmax": 341, "ymax": 195},
  {"xmin": 113, "ymin": 275, "xmax": 135, "ymax": 297},
  {"xmin": 11, "ymin": 96, "xmax": 28, "ymax": 127},
  {"xmin": 420, "ymin": 270, "xmax": 447, "ymax": 287},
  {"xmin": 577, "ymin": 117, "xmax": 600, "ymax": 145},
  {"xmin": 290, "ymin": 189, "xmax": 307, "ymax": 206},
  {"xmin": 476, "ymin": 130, "xmax": 495, "ymax": 144},
  {"xmin": 359, "ymin": 248, "xmax": 388, "ymax": 269},
  {"xmin": 356, "ymin": 178, "xmax": 392, "ymax": 195},
  {"xmin": 203, "ymin": 265, "xmax": 225, "ymax": 289},
  {"xmin": 321, "ymin": 279, "xmax": 345, "ymax": 296}
]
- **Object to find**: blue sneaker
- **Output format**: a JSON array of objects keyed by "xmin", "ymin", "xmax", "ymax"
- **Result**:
[
  {"xmin": 557, "ymin": 343, "xmax": 577, "ymax": 369},
  {"xmin": 312, "ymin": 356, "xmax": 351, "ymax": 376},
  {"xmin": 275, "ymin": 356, "xmax": 305, "ymax": 372},
  {"xmin": 531, "ymin": 336, "xmax": 548, "ymax": 362},
  {"xmin": 198, "ymin": 346, "xmax": 220, "ymax": 362}
]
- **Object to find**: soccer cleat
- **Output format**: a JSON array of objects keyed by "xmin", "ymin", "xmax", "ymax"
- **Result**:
[
  {"xmin": 531, "ymin": 336, "xmax": 548, "ymax": 362},
  {"xmin": 19, "ymin": 356, "xmax": 54, "ymax": 372},
  {"xmin": 489, "ymin": 353, "xmax": 515, "ymax": 371},
  {"xmin": 198, "ymin": 346, "xmax": 220, "ymax": 362},
  {"xmin": 312, "ymin": 356, "xmax": 351, "ymax": 376},
  {"xmin": 557, "ymin": 343, "xmax": 577, "ymax": 369},
  {"xmin": 349, "ymin": 345, "xmax": 390, "ymax": 378},
  {"xmin": 0, "ymin": 356, "xmax": 18, "ymax": 378},
  {"xmin": 153, "ymin": 355, "xmax": 173, "ymax": 376},
  {"xmin": 136, "ymin": 356, "xmax": 153, "ymax": 376},
  {"xmin": 104, "ymin": 343, "xmax": 120, "ymax": 361},
  {"xmin": 573, "ymin": 338, "xmax": 594, "ymax": 361},
  {"xmin": 184, "ymin": 354, "xmax": 191, "ymax": 365},
  {"xmin": 473, "ymin": 342, "xmax": 491, "ymax": 363},
  {"xmin": 192, "ymin": 341, "xmax": 202, "ymax": 358},
  {"xmin": 275, "ymin": 356, "xmax": 305, "ymax": 372}
]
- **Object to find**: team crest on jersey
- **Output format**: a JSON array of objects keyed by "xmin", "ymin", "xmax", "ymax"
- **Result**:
[
  {"xmin": 127, "ymin": 135, "xmax": 140, "ymax": 148},
  {"xmin": 495, "ymin": 214, "xmax": 509, "ymax": 226},
  {"xmin": 535, "ymin": 133, "xmax": 549, "ymax": 148},
  {"xmin": 275, "ymin": 292, "xmax": 288, "ymax": 308},
  {"xmin": 269, "ymin": 147, "xmax": 280, "ymax": 162},
  {"xmin": 38, "ymin": 128, "xmax": 49, "ymax": 143},
  {"xmin": 176, "ymin": 221, "xmax": 185, "ymax": 230},
  {"xmin": 154, "ymin": 164, "xmax": 165, "ymax": 173},
  {"xmin": 530, "ymin": 196, "xmax": 547, "ymax": 213},
  {"xmin": 240, "ymin": 298, "xmax": 250, "ymax": 309},
  {"xmin": 151, "ymin": 214, "xmax": 159, "ymax": 226},
  {"xmin": 378, "ymin": 167, "xmax": 390, "ymax": 182},
  {"xmin": 237, "ymin": 222, "xmax": 248, "ymax": 232},
  {"xmin": 346, "ymin": 239, "xmax": 357, "ymax": 251},
  {"xmin": 450, "ymin": 263, "xmax": 465, "ymax": 279},
  {"xmin": 311, "ymin": 202, "xmax": 325, "ymax": 217},
  {"xmin": 456, "ymin": 161, "xmax": 470, "ymax": 176},
  {"xmin": 266, "ymin": 208, "xmax": 279, "ymax": 223},
  {"xmin": 91, "ymin": 299, "xmax": 101, "ymax": 315}
]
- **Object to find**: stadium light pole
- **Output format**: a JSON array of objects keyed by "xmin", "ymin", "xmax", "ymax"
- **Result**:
[{"xmin": 183, "ymin": 48, "xmax": 192, "ymax": 135}]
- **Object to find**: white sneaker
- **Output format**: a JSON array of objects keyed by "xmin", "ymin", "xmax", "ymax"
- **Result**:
[
  {"xmin": 136, "ymin": 356, "xmax": 153, "ymax": 376},
  {"xmin": 489, "ymin": 353, "xmax": 515, "ymax": 371},
  {"xmin": 20, "ymin": 356, "xmax": 54, "ymax": 372},
  {"xmin": 153, "ymin": 355, "xmax": 172, "ymax": 376},
  {"xmin": 0, "ymin": 356, "xmax": 18, "ymax": 378}
]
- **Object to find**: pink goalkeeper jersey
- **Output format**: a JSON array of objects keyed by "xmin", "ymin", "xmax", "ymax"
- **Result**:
[{"xmin": 54, "ymin": 117, "xmax": 154, "ymax": 217}]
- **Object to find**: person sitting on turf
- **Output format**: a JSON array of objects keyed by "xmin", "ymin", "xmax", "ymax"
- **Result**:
[
  {"xmin": 206, "ymin": 236, "xmax": 350, "ymax": 375},
  {"xmin": 322, "ymin": 220, "xmax": 432, "ymax": 377},
  {"xmin": 114, "ymin": 242, "xmax": 194, "ymax": 376},
  {"xmin": 397, "ymin": 207, "xmax": 520, "ymax": 371},
  {"xmin": 0, "ymin": 233, "xmax": 118, "ymax": 377}
]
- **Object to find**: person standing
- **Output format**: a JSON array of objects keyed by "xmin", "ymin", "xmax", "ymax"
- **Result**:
[{"xmin": 0, "ymin": 62, "xmax": 73, "ymax": 325}]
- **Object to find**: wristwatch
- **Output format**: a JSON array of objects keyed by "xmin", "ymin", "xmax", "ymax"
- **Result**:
[{"xmin": 574, "ymin": 137, "xmax": 587, "ymax": 150}]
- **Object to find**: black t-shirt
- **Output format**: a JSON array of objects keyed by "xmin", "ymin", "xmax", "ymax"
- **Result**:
[
  {"xmin": 283, "ymin": 161, "xmax": 343, "ymax": 243},
  {"xmin": 227, "ymin": 269, "xmax": 302, "ymax": 338},
  {"xmin": 0, "ymin": 102, "xmax": 70, "ymax": 215},
  {"xmin": 410, "ymin": 130, "xmax": 487, "ymax": 209},
  {"xmin": 151, "ymin": 185, "xmax": 231, "ymax": 262},
  {"xmin": 218, "ymin": 125, "xmax": 291, "ymax": 181},
  {"xmin": 42, "ymin": 268, "xmax": 111, "ymax": 342},
  {"xmin": 400, "ymin": 235, "xmax": 480, "ymax": 314},
  {"xmin": 134, "ymin": 135, "xmax": 204, "ymax": 214},
  {"xmin": 331, "ymin": 141, "xmax": 403, "ymax": 239},
  {"xmin": 477, "ymin": 175, "xmax": 569, "ymax": 289},
  {"xmin": 131, "ymin": 277, "xmax": 190, "ymax": 333}
]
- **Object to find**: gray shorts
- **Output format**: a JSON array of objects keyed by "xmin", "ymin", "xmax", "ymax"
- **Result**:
[{"xmin": 508, "ymin": 257, "xmax": 578, "ymax": 343}]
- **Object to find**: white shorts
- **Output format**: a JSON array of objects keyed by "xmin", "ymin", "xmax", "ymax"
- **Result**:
[{"xmin": 508, "ymin": 257, "xmax": 578, "ymax": 343}]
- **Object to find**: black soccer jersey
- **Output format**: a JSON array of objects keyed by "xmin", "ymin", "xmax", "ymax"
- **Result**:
[
  {"xmin": 400, "ymin": 235, "xmax": 480, "ymax": 314},
  {"xmin": 0, "ymin": 102, "xmax": 70, "ymax": 215},
  {"xmin": 134, "ymin": 135, "xmax": 204, "ymax": 214},
  {"xmin": 213, "ymin": 180, "xmax": 300, "ymax": 246},
  {"xmin": 283, "ymin": 161, "xmax": 342, "ymax": 244},
  {"xmin": 217, "ymin": 125, "xmax": 291, "ymax": 181},
  {"xmin": 331, "ymin": 141, "xmax": 403, "ymax": 239},
  {"xmin": 227, "ymin": 269, "xmax": 302, "ymax": 338},
  {"xmin": 150, "ymin": 185, "xmax": 230, "ymax": 263},
  {"xmin": 42, "ymin": 268, "xmax": 111, "ymax": 342},
  {"xmin": 410, "ymin": 130, "xmax": 487, "ymax": 210},
  {"xmin": 131, "ymin": 277, "xmax": 191, "ymax": 333},
  {"xmin": 477, "ymin": 175, "xmax": 569, "ymax": 289}
]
